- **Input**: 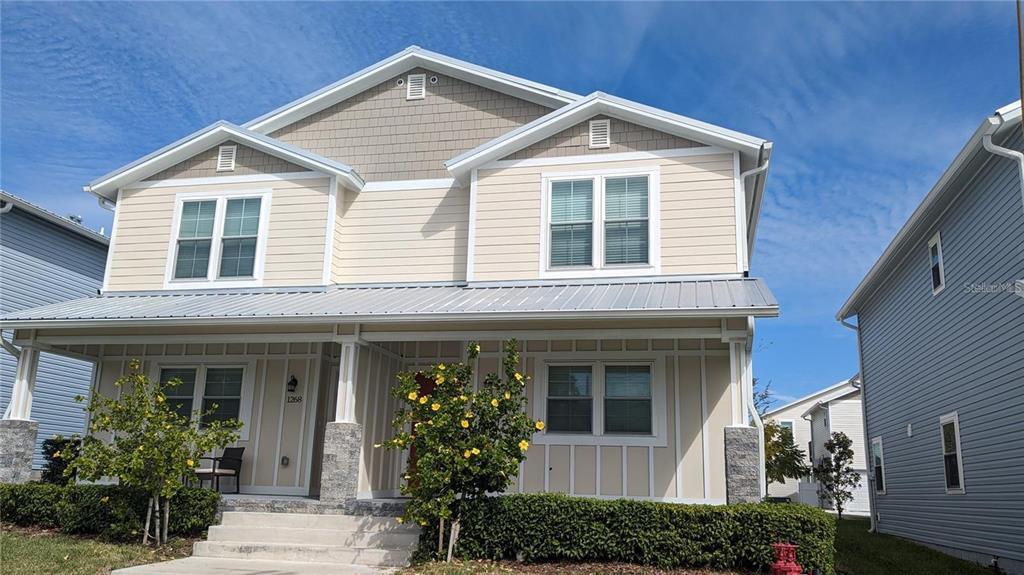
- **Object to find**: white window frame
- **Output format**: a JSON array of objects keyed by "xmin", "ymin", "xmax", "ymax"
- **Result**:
[
  {"xmin": 153, "ymin": 361, "xmax": 255, "ymax": 441},
  {"xmin": 871, "ymin": 436, "xmax": 886, "ymax": 495},
  {"xmin": 534, "ymin": 356, "xmax": 666, "ymax": 447},
  {"xmin": 164, "ymin": 189, "xmax": 272, "ymax": 289},
  {"xmin": 928, "ymin": 231, "xmax": 945, "ymax": 294},
  {"xmin": 778, "ymin": 419, "xmax": 795, "ymax": 435},
  {"xmin": 539, "ymin": 166, "xmax": 661, "ymax": 279},
  {"xmin": 939, "ymin": 411, "xmax": 965, "ymax": 494}
]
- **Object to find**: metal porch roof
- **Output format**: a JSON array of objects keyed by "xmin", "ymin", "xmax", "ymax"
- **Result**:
[{"xmin": 0, "ymin": 278, "xmax": 778, "ymax": 328}]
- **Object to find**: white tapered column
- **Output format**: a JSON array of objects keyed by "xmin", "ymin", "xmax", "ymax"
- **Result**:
[
  {"xmin": 1, "ymin": 345, "xmax": 40, "ymax": 483},
  {"xmin": 322, "ymin": 341, "xmax": 363, "ymax": 502}
]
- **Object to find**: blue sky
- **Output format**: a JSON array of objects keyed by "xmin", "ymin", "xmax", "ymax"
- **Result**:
[{"xmin": 1, "ymin": 2, "xmax": 1019, "ymax": 407}]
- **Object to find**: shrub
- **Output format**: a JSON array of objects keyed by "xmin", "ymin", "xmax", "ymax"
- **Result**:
[
  {"xmin": 426, "ymin": 493, "xmax": 836, "ymax": 574},
  {"xmin": 0, "ymin": 483, "xmax": 220, "ymax": 541},
  {"xmin": 41, "ymin": 435, "xmax": 80, "ymax": 486}
]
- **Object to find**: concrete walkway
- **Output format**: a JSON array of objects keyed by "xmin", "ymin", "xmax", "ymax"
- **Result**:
[{"xmin": 112, "ymin": 557, "xmax": 393, "ymax": 575}]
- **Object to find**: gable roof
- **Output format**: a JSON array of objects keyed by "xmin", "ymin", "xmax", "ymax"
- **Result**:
[
  {"xmin": 0, "ymin": 190, "xmax": 109, "ymax": 245},
  {"xmin": 85, "ymin": 121, "xmax": 364, "ymax": 201},
  {"xmin": 244, "ymin": 46, "xmax": 580, "ymax": 134},
  {"xmin": 838, "ymin": 100, "xmax": 1022, "ymax": 320},
  {"xmin": 800, "ymin": 387, "xmax": 860, "ymax": 420},
  {"xmin": 763, "ymin": 377, "xmax": 857, "ymax": 419}
]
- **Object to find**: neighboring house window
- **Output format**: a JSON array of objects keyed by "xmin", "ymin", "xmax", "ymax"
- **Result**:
[
  {"xmin": 870, "ymin": 436, "xmax": 886, "ymax": 494},
  {"xmin": 604, "ymin": 365, "xmax": 652, "ymax": 434},
  {"xmin": 779, "ymin": 420, "xmax": 794, "ymax": 433},
  {"xmin": 928, "ymin": 232, "xmax": 945, "ymax": 293},
  {"xmin": 546, "ymin": 366, "xmax": 593, "ymax": 433},
  {"xmin": 545, "ymin": 170, "xmax": 657, "ymax": 275},
  {"xmin": 158, "ymin": 365, "xmax": 244, "ymax": 427},
  {"xmin": 940, "ymin": 412, "xmax": 965, "ymax": 493},
  {"xmin": 167, "ymin": 190, "xmax": 271, "ymax": 287},
  {"xmin": 160, "ymin": 367, "xmax": 197, "ymax": 418}
]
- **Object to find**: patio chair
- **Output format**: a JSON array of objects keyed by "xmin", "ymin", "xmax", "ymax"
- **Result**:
[{"xmin": 196, "ymin": 447, "xmax": 244, "ymax": 494}]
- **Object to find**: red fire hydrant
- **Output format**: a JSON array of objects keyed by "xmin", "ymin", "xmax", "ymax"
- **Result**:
[{"xmin": 770, "ymin": 542, "xmax": 802, "ymax": 575}]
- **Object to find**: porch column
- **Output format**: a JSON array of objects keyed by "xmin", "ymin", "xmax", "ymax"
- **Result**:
[
  {"xmin": 1, "ymin": 345, "xmax": 40, "ymax": 483},
  {"xmin": 724, "ymin": 341, "xmax": 761, "ymax": 504},
  {"xmin": 320, "ymin": 341, "xmax": 363, "ymax": 502}
]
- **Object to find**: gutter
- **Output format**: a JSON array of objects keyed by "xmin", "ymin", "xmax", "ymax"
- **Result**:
[
  {"xmin": 981, "ymin": 117, "xmax": 1024, "ymax": 215},
  {"xmin": 839, "ymin": 318, "xmax": 876, "ymax": 533},
  {"xmin": 742, "ymin": 143, "xmax": 773, "ymax": 265}
]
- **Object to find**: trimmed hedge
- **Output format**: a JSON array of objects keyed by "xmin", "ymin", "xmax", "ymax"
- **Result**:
[
  {"xmin": 0, "ymin": 483, "xmax": 220, "ymax": 541},
  {"xmin": 428, "ymin": 494, "xmax": 836, "ymax": 574}
]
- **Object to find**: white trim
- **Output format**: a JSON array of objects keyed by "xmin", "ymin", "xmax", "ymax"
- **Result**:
[
  {"xmin": 699, "ymin": 339, "xmax": 710, "ymax": 498},
  {"xmin": 360, "ymin": 178, "xmax": 458, "ymax": 192},
  {"xmin": 483, "ymin": 146, "xmax": 729, "ymax": 171},
  {"xmin": 870, "ymin": 435, "xmax": 886, "ymax": 495},
  {"xmin": 939, "ymin": 411, "xmax": 966, "ymax": 494},
  {"xmin": 673, "ymin": 354, "xmax": 683, "ymax": 499},
  {"xmin": 467, "ymin": 169, "xmax": 478, "ymax": 282},
  {"xmin": 533, "ymin": 354, "xmax": 667, "ymax": 448},
  {"xmin": 732, "ymin": 152, "xmax": 747, "ymax": 273},
  {"xmin": 216, "ymin": 145, "xmax": 237, "ymax": 172},
  {"xmin": 100, "ymin": 189, "xmax": 122, "ymax": 293},
  {"xmin": 150, "ymin": 359, "xmax": 256, "ymax": 441},
  {"xmin": 322, "ymin": 176, "xmax": 338, "ymax": 285},
  {"xmin": 589, "ymin": 118, "xmax": 611, "ymax": 149},
  {"xmin": 362, "ymin": 327, "xmax": 731, "ymax": 343},
  {"xmin": 123, "ymin": 171, "xmax": 326, "ymax": 190},
  {"xmin": 163, "ymin": 189, "xmax": 273, "ymax": 290},
  {"xmin": 928, "ymin": 231, "xmax": 946, "ymax": 295},
  {"xmin": 539, "ymin": 166, "xmax": 661, "ymax": 280}
]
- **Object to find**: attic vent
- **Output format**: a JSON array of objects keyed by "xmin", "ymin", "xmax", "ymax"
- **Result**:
[
  {"xmin": 216, "ymin": 145, "xmax": 237, "ymax": 172},
  {"xmin": 406, "ymin": 73, "xmax": 426, "ymax": 100},
  {"xmin": 589, "ymin": 119, "xmax": 611, "ymax": 149}
]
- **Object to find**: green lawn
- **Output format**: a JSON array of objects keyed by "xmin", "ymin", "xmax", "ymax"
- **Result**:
[
  {"xmin": 0, "ymin": 525, "xmax": 192, "ymax": 575},
  {"xmin": 835, "ymin": 518, "xmax": 992, "ymax": 575}
]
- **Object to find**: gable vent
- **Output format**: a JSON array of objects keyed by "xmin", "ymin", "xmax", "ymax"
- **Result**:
[
  {"xmin": 406, "ymin": 73, "xmax": 426, "ymax": 100},
  {"xmin": 216, "ymin": 145, "xmax": 237, "ymax": 172},
  {"xmin": 589, "ymin": 119, "xmax": 611, "ymax": 149}
]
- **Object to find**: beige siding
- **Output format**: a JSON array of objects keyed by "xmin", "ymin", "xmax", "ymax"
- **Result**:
[
  {"xmin": 107, "ymin": 176, "xmax": 329, "ymax": 291},
  {"xmin": 502, "ymin": 115, "xmax": 704, "ymax": 161},
  {"xmin": 473, "ymin": 153, "xmax": 739, "ymax": 282},
  {"xmin": 146, "ymin": 140, "xmax": 307, "ymax": 181},
  {"xmin": 332, "ymin": 184, "xmax": 468, "ymax": 283},
  {"xmin": 271, "ymin": 67, "xmax": 552, "ymax": 181}
]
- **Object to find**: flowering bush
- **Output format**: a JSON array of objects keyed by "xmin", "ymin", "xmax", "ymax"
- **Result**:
[{"xmin": 379, "ymin": 340, "xmax": 541, "ymax": 557}]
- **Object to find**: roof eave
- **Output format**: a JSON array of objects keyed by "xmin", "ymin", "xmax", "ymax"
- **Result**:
[
  {"xmin": 837, "ymin": 101, "xmax": 1021, "ymax": 320},
  {"xmin": 0, "ymin": 191, "xmax": 109, "ymax": 246},
  {"xmin": 746, "ymin": 142, "xmax": 773, "ymax": 262}
]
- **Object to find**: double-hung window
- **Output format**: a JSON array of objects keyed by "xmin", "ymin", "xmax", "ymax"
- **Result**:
[
  {"xmin": 545, "ymin": 170, "xmax": 657, "ymax": 276},
  {"xmin": 928, "ymin": 232, "xmax": 945, "ymax": 293},
  {"xmin": 870, "ymin": 436, "xmax": 886, "ymax": 494},
  {"xmin": 168, "ymin": 191, "xmax": 270, "ymax": 287},
  {"xmin": 160, "ymin": 368, "xmax": 198, "ymax": 419},
  {"xmin": 158, "ymin": 365, "xmax": 246, "ymax": 429},
  {"xmin": 542, "ymin": 362, "xmax": 658, "ymax": 442},
  {"xmin": 603, "ymin": 365, "xmax": 651, "ymax": 433},
  {"xmin": 546, "ymin": 366, "xmax": 594, "ymax": 433},
  {"xmin": 940, "ymin": 412, "xmax": 965, "ymax": 493}
]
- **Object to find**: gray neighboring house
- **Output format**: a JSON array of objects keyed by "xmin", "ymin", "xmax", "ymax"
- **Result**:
[
  {"xmin": 0, "ymin": 191, "xmax": 108, "ymax": 469},
  {"xmin": 838, "ymin": 101, "xmax": 1024, "ymax": 573}
]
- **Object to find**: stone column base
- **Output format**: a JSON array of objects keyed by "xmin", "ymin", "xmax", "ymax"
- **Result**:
[
  {"xmin": 724, "ymin": 425, "xmax": 760, "ymax": 504},
  {"xmin": 0, "ymin": 420, "xmax": 38, "ymax": 484},
  {"xmin": 319, "ymin": 421, "xmax": 363, "ymax": 502}
]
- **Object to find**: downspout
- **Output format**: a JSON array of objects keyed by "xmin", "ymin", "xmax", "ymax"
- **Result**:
[
  {"xmin": 0, "ymin": 200, "xmax": 13, "ymax": 214},
  {"xmin": 739, "ymin": 148, "xmax": 771, "ymax": 271},
  {"xmin": 982, "ymin": 131, "xmax": 1024, "ymax": 214},
  {"xmin": 745, "ymin": 317, "xmax": 767, "ymax": 498},
  {"xmin": 840, "ymin": 317, "xmax": 876, "ymax": 532}
]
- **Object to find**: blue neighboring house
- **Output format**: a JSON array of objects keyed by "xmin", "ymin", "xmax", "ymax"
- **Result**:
[
  {"xmin": 838, "ymin": 101, "xmax": 1024, "ymax": 573},
  {"xmin": 0, "ymin": 191, "xmax": 109, "ymax": 469}
]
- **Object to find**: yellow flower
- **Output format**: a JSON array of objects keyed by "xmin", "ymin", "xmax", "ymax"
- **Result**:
[
  {"xmin": 463, "ymin": 449, "xmax": 472, "ymax": 458},
  {"xmin": 438, "ymin": 364, "xmax": 446, "ymax": 371},
  {"xmin": 100, "ymin": 496, "xmax": 109, "ymax": 504},
  {"xmin": 514, "ymin": 372, "xmax": 523, "ymax": 382},
  {"xmin": 187, "ymin": 459, "xmax": 194, "ymax": 467},
  {"xmin": 519, "ymin": 440, "xmax": 530, "ymax": 451},
  {"xmin": 473, "ymin": 343, "xmax": 481, "ymax": 353},
  {"xmin": 156, "ymin": 396, "xmax": 164, "ymax": 403},
  {"xmin": 419, "ymin": 396, "xmax": 428, "ymax": 404},
  {"xmin": 407, "ymin": 391, "xmax": 418, "ymax": 401},
  {"xmin": 396, "ymin": 517, "xmax": 405, "ymax": 524},
  {"xmin": 427, "ymin": 419, "xmax": 434, "ymax": 425},
  {"xmin": 491, "ymin": 398, "xmax": 499, "ymax": 407},
  {"xmin": 53, "ymin": 452, "xmax": 61, "ymax": 459},
  {"xmin": 535, "ymin": 421, "xmax": 545, "ymax": 431},
  {"xmin": 459, "ymin": 395, "xmax": 467, "ymax": 401},
  {"xmin": 435, "ymin": 375, "xmax": 446, "ymax": 385},
  {"xmin": 466, "ymin": 412, "xmax": 474, "ymax": 418},
  {"xmin": 137, "ymin": 445, "xmax": 144, "ymax": 452},
  {"xmin": 471, "ymin": 447, "xmax": 480, "ymax": 455},
  {"xmin": 431, "ymin": 403, "xmax": 441, "ymax": 412},
  {"xmin": 504, "ymin": 391, "xmax": 511, "ymax": 400},
  {"xmin": 460, "ymin": 420, "xmax": 469, "ymax": 428}
]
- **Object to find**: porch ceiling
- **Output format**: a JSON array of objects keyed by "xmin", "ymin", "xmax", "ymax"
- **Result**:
[{"xmin": 0, "ymin": 277, "xmax": 778, "ymax": 328}]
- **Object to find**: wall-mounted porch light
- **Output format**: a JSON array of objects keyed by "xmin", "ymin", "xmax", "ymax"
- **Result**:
[{"xmin": 287, "ymin": 375, "xmax": 298, "ymax": 393}]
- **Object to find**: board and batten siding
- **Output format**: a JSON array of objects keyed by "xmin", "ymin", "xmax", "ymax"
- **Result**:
[
  {"xmin": 473, "ymin": 153, "xmax": 739, "ymax": 282},
  {"xmin": 107, "ymin": 176, "xmax": 330, "ymax": 291},
  {"xmin": 332, "ymin": 184, "xmax": 469, "ymax": 283},
  {"xmin": 858, "ymin": 128, "xmax": 1024, "ymax": 566},
  {"xmin": 0, "ymin": 206, "xmax": 107, "ymax": 468}
]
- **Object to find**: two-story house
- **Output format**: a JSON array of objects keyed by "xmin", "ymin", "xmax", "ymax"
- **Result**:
[
  {"xmin": 838, "ymin": 101, "xmax": 1024, "ymax": 573},
  {"xmin": 0, "ymin": 47, "xmax": 776, "ymax": 509}
]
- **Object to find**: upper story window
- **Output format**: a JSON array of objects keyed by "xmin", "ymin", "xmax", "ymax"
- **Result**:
[
  {"xmin": 544, "ymin": 169, "xmax": 659, "ymax": 278},
  {"xmin": 928, "ymin": 232, "xmax": 945, "ymax": 293},
  {"xmin": 940, "ymin": 412, "xmax": 965, "ymax": 494},
  {"xmin": 166, "ymin": 190, "xmax": 271, "ymax": 289},
  {"xmin": 871, "ymin": 436, "xmax": 886, "ymax": 494},
  {"xmin": 779, "ymin": 420, "xmax": 795, "ymax": 436}
]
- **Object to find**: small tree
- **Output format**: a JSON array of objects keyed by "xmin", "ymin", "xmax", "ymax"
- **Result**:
[
  {"xmin": 812, "ymin": 431, "xmax": 861, "ymax": 519},
  {"xmin": 764, "ymin": 420, "xmax": 810, "ymax": 491},
  {"xmin": 753, "ymin": 377, "xmax": 774, "ymax": 417},
  {"xmin": 65, "ymin": 359, "xmax": 242, "ymax": 545},
  {"xmin": 380, "ymin": 340, "xmax": 539, "ymax": 560}
]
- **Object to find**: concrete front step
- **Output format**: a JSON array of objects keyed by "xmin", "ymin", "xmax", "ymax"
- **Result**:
[
  {"xmin": 219, "ymin": 511, "xmax": 416, "ymax": 533},
  {"xmin": 112, "ymin": 557, "xmax": 391, "ymax": 574},
  {"xmin": 207, "ymin": 525, "xmax": 420, "ymax": 548},
  {"xmin": 193, "ymin": 541, "xmax": 413, "ymax": 567}
]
